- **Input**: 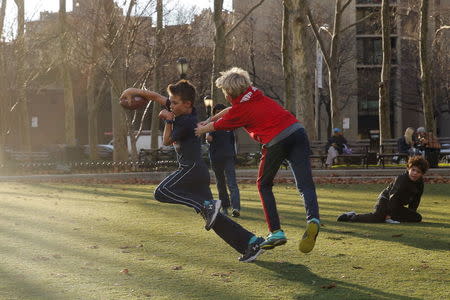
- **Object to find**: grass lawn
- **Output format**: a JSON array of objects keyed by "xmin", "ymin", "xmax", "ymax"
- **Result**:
[{"xmin": 0, "ymin": 182, "xmax": 449, "ymax": 300}]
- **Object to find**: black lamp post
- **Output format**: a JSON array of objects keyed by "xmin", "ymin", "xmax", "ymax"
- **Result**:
[
  {"xmin": 203, "ymin": 95, "xmax": 213, "ymax": 117},
  {"xmin": 176, "ymin": 57, "xmax": 189, "ymax": 79}
]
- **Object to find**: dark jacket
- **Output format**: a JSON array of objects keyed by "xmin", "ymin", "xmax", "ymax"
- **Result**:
[
  {"xmin": 326, "ymin": 135, "xmax": 348, "ymax": 154},
  {"xmin": 208, "ymin": 130, "xmax": 236, "ymax": 162},
  {"xmin": 377, "ymin": 172, "xmax": 424, "ymax": 215},
  {"xmin": 397, "ymin": 136, "xmax": 411, "ymax": 154}
]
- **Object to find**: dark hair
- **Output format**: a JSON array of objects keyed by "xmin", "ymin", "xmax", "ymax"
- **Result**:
[
  {"xmin": 167, "ymin": 80, "xmax": 196, "ymax": 106},
  {"xmin": 213, "ymin": 103, "xmax": 227, "ymax": 114},
  {"xmin": 407, "ymin": 156, "xmax": 429, "ymax": 174}
]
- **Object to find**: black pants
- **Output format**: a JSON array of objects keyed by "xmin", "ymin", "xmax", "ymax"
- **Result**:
[
  {"xmin": 154, "ymin": 162, "xmax": 253, "ymax": 254},
  {"xmin": 425, "ymin": 148, "xmax": 440, "ymax": 168},
  {"xmin": 257, "ymin": 128, "xmax": 319, "ymax": 232},
  {"xmin": 350, "ymin": 197, "xmax": 422, "ymax": 223}
]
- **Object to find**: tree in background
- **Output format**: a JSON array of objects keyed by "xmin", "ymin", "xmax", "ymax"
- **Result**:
[
  {"xmin": 419, "ymin": 0, "xmax": 435, "ymax": 133},
  {"xmin": 378, "ymin": 0, "xmax": 392, "ymax": 148},
  {"xmin": 13, "ymin": 0, "xmax": 31, "ymax": 153},
  {"xmin": 211, "ymin": 0, "xmax": 265, "ymax": 105},
  {"xmin": 282, "ymin": 0, "xmax": 315, "ymax": 140},
  {"xmin": 59, "ymin": 0, "xmax": 76, "ymax": 147}
]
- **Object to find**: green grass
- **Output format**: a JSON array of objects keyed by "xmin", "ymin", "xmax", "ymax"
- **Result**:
[{"xmin": 0, "ymin": 182, "xmax": 449, "ymax": 300}]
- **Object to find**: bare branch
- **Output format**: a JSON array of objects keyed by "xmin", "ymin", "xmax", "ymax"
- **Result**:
[
  {"xmin": 341, "ymin": 11, "xmax": 375, "ymax": 33},
  {"xmin": 340, "ymin": 0, "xmax": 353, "ymax": 14},
  {"xmin": 225, "ymin": 0, "xmax": 265, "ymax": 38},
  {"xmin": 306, "ymin": 8, "xmax": 331, "ymax": 68}
]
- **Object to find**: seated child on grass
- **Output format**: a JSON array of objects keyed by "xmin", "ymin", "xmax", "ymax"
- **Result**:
[{"xmin": 337, "ymin": 156, "xmax": 428, "ymax": 223}]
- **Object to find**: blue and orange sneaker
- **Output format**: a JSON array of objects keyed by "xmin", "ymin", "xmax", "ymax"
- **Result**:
[{"xmin": 260, "ymin": 229, "xmax": 287, "ymax": 250}]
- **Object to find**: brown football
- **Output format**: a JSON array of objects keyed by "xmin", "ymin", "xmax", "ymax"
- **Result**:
[{"xmin": 119, "ymin": 95, "xmax": 149, "ymax": 110}]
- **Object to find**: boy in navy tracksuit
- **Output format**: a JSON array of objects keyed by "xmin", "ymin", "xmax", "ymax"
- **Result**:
[
  {"xmin": 207, "ymin": 104, "xmax": 241, "ymax": 217},
  {"xmin": 195, "ymin": 67, "xmax": 320, "ymax": 254},
  {"xmin": 120, "ymin": 80, "xmax": 265, "ymax": 262}
]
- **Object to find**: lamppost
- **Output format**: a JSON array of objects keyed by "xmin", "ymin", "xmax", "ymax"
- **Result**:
[
  {"xmin": 315, "ymin": 24, "xmax": 329, "ymax": 140},
  {"xmin": 203, "ymin": 95, "xmax": 213, "ymax": 117},
  {"xmin": 176, "ymin": 57, "xmax": 189, "ymax": 79}
]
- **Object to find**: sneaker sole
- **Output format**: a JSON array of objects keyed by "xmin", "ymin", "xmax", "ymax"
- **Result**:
[
  {"xmin": 204, "ymin": 200, "xmax": 222, "ymax": 231},
  {"xmin": 239, "ymin": 249, "xmax": 265, "ymax": 263},
  {"xmin": 260, "ymin": 238, "xmax": 287, "ymax": 250},
  {"xmin": 299, "ymin": 221, "xmax": 319, "ymax": 253}
]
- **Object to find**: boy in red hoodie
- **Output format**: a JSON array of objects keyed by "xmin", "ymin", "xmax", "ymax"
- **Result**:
[{"xmin": 195, "ymin": 67, "xmax": 320, "ymax": 253}]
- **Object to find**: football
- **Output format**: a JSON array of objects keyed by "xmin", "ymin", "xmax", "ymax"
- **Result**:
[{"xmin": 119, "ymin": 95, "xmax": 149, "ymax": 110}]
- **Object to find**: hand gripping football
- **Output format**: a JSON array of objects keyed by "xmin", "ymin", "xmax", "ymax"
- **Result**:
[{"xmin": 119, "ymin": 95, "xmax": 149, "ymax": 110}]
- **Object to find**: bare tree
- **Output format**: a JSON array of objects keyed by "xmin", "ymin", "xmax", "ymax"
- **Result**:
[
  {"xmin": 59, "ymin": 0, "xmax": 76, "ymax": 146},
  {"xmin": 282, "ymin": 0, "xmax": 315, "ymax": 139},
  {"xmin": 419, "ymin": 0, "xmax": 435, "ymax": 133},
  {"xmin": 13, "ymin": 0, "xmax": 31, "ymax": 152},
  {"xmin": 378, "ymin": 0, "xmax": 392, "ymax": 148},
  {"xmin": 150, "ymin": 0, "xmax": 163, "ymax": 151},
  {"xmin": 0, "ymin": 0, "xmax": 7, "ymax": 164},
  {"xmin": 307, "ymin": 0, "xmax": 371, "ymax": 131},
  {"xmin": 211, "ymin": 0, "xmax": 265, "ymax": 105},
  {"xmin": 102, "ymin": 0, "xmax": 135, "ymax": 162}
]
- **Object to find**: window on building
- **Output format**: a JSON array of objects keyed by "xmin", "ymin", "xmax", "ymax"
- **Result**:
[
  {"xmin": 356, "ymin": 7, "xmax": 397, "ymax": 35},
  {"xmin": 357, "ymin": 37, "xmax": 397, "ymax": 65}
]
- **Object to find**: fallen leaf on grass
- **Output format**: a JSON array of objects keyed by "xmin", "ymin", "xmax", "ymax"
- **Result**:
[
  {"xmin": 121, "ymin": 250, "xmax": 131, "ymax": 253},
  {"xmin": 321, "ymin": 282, "xmax": 336, "ymax": 289},
  {"xmin": 392, "ymin": 234, "xmax": 403, "ymax": 238},
  {"xmin": 51, "ymin": 273, "xmax": 67, "ymax": 278},
  {"xmin": 88, "ymin": 245, "xmax": 99, "ymax": 249},
  {"xmin": 120, "ymin": 268, "xmax": 129, "ymax": 275},
  {"xmin": 52, "ymin": 254, "xmax": 62, "ymax": 259},
  {"xmin": 352, "ymin": 266, "xmax": 363, "ymax": 269},
  {"xmin": 32, "ymin": 256, "xmax": 50, "ymax": 261},
  {"xmin": 119, "ymin": 245, "xmax": 132, "ymax": 249},
  {"xmin": 211, "ymin": 272, "xmax": 231, "ymax": 278},
  {"xmin": 420, "ymin": 264, "xmax": 430, "ymax": 269},
  {"xmin": 171, "ymin": 266, "xmax": 182, "ymax": 270}
]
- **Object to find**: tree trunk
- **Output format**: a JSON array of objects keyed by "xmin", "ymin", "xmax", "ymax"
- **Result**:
[
  {"xmin": 0, "ymin": 0, "xmax": 8, "ymax": 164},
  {"xmin": 59, "ymin": 0, "xmax": 76, "ymax": 146},
  {"xmin": 151, "ymin": 0, "xmax": 163, "ymax": 151},
  {"xmin": 378, "ymin": 0, "xmax": 392, "ymax": 148},
  {"xmin": 328, "ymin": 0, "xmax": 345, "ymax": 131},
  {"xmin": 419, "ymin": 0, "xmax": 435, "ymax": 133},
  {"xmin": 14, "ymin": 0, "xmax": 31, "ymax": 152},
  {"xmin": 282, "ymin": 3, "xmax": 295, "ymax": 114},
  {"xmin": 0, "ymin": 0, "xmax": 6, "ymax": 34},
  {"xmin": 86, "ymin": 0, "xmax": 103, "ymax": 160},
  {"xmin": 103, "ymin": 0, "xmax": 129, "ymax": 162},
  {"xmin": 282, "ymin": 0, "xmax": 315, "ymax": 139},
  {"xmin": 211, "ymin": 0, "xmax": 226, "ymax": 105}
]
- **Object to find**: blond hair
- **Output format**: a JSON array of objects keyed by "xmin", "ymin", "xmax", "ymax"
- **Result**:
[
  {"xmin": 404, "ymin": 127, "xmax": 415, "ymax": 145},
  {"xmin": 215, "ymin": 67, "xmax": 252, "ymax": 99}
]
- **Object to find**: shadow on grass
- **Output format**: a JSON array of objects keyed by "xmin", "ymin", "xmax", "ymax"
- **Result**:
[
  {"xmin": 323, "ymin": 222, "xmax": 450, "ymax": 251},
  {"xmin": 255, "ymin": 261, "xmax": 421, "ymax": 300}
]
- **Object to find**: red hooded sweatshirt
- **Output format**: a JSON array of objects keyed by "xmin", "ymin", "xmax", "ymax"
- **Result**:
[{"xmin": 213, "ymin": 86, "xmax": 299, "ymax": 145}]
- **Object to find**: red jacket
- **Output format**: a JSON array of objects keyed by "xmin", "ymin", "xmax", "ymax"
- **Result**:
[{"xmin": 213, "ymin": 86, "xmax": 299, "ymax": 145}]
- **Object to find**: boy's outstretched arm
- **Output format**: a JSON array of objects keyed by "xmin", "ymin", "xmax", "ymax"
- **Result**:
[
  {"xmin": 120, "ymin": 88, "xmax": 167, "ymax": 106},
  {"xmin": 195, "ymin": 122, "xmax": 215, "ymax": 136}
]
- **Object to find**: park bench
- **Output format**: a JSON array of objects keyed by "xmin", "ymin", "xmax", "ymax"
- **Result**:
[
  {"xmin": 438, "ymin": 137, "xmax": 450, "ymax": 163},
  {"xmin": 334, "ymin": 139, "xmax": 370, "ymax": 168},
  {"xmin": 377, "ymin": 138, "xmax": 409, "ymax": 168},
  {"xmin": 309, "ymin": 140, "xmax": 328, "ymax": 168}
]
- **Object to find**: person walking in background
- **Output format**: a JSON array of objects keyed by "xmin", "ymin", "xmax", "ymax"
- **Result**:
[
  {"xmin": 325, "ymin": 128, "xmax": 349, "ymax": 168},
  {"xmin": 207, "ymin": 104, "xmax": 241, "ymax": 217},
  {"xmin": 416, "ymin": 127, "xmax": 441, "ymax": 168}
]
